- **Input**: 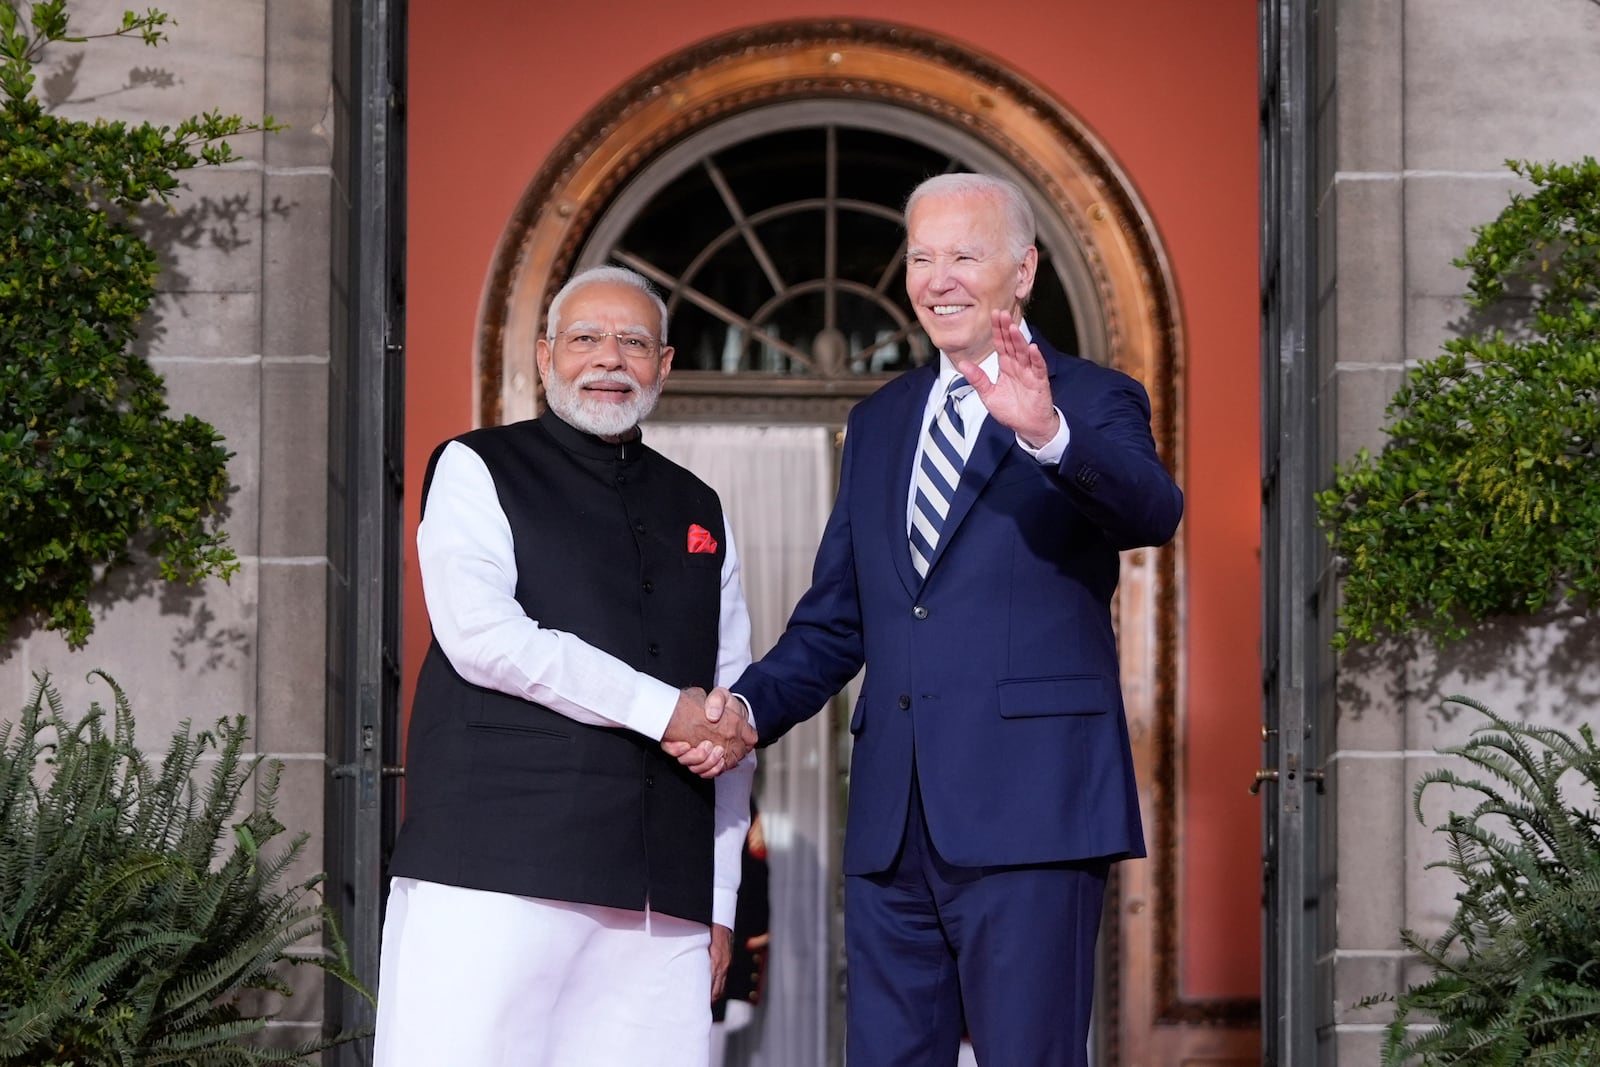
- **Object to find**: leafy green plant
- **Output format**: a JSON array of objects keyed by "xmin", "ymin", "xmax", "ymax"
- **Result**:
[
  {"xmin": 1376, "ymin": 697, "xmax": 1600, "ymax": 1066},
  {"xmin": 1, "ymin": 1, "xmax": 281, "ymax": 647},
  {"xmin": 0, "ymin": 673, "xmax": 366, "ymax": 1065},
  {"xmin": 1318, "ymin": 157, "xmax": 1600, "ymax": 649}
]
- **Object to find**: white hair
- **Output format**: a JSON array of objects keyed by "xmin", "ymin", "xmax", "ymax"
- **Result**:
[
  {"xmin": 545, "ymin": 266, "xmax": 669, "ymax": 344},
  {"xmin": 903, "ymin": 173, "xmax": 1037, "ymax": 264}
]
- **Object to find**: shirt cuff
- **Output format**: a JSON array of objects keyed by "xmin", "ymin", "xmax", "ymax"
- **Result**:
[
  {"xmin": 1017, "ymin": 406, "xmax": 1070, "ymax": 465},
  {"xmin": 712, "ymin": 886, "xmax": 738, "ymax": 929},
  {"xmin": 627, "ymin": 676, "xmax": 683, "ymax": 742},
  {"xmin": 728, "ymin": 691, "xmax": 757, "ymax": 740}
]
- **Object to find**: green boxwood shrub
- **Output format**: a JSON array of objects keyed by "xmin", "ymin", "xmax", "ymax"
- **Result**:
[
  {"xmin": 1318, "ymin": 158, "xmax": 1600, "ymax": 649},
  {"xmin": 1, "ymin": 2, "xmax": 279, "ymax": 646}
]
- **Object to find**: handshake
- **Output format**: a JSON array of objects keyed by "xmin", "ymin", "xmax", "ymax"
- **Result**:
[{"xmin": 660, "ymin": 686, "xmax": 757, "ymax": 779}]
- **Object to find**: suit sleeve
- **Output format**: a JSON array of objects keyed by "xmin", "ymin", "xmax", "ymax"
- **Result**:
[
  {"xmin": 734, "ymin": 409, "xmax": 869, "ymax": 743},
  {"xmin": 1055, "ymin": 371, "xmax": 1184, "ymax": 550}
]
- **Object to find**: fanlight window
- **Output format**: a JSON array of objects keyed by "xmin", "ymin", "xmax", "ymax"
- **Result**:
[{"xmin": 576, "ymin": 106, "xmax": 1083, "ymax": 393}]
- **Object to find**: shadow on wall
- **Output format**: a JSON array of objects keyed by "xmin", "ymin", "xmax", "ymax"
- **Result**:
[
  {"xmin": 128, "ymin": 189, "xmax": 293, "ymax": 361},
  {"xmin": 1, "ymin": 553, "xmax": 253, "ymax": 676},
  {"xmin": 1337, "ymin": 605, "xmax": 1600, "ymax": 729},
  {"xmin": 41, "ymin": 50, "xmax": 178, "ymax": 108}
]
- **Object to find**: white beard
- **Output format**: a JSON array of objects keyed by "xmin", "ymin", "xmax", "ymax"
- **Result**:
[{"xmin": 543, "ymin": 367, "xmax": 663, "ymax": 439}]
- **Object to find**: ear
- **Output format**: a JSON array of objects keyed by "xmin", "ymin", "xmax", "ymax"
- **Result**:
[
  {"xmin": 656, "ymin": 344, "xmax": 675, "ymax": 386},
  {"xmin": 536, "ymin": 337, "xmax": 553, "ymax": 381},
  {"xmin": 1014, "ymin": 245, "xmax": 1039, "ymax": 305}
]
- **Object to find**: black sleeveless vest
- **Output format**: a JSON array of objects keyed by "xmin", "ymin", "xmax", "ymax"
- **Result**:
[{"xmin": 388, "ymin": 412, "xmax": 727, "ymax": 923}]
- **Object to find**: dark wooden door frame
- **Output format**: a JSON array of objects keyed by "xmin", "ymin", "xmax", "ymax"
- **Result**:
[
  {"xmin": 1258, "ymin": 0, "xmax": 1326, "ymax": 1064},
  {"xmin": 327, "ymin": 0, "xmax": 407, "ymax": 1058}
]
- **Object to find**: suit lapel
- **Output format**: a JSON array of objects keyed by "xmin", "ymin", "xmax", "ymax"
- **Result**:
[{"xmin": 887, "ymin": 368, "xmax": 936, "ymax": 597}]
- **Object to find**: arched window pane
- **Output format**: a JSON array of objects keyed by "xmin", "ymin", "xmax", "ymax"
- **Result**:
[{"xmin": 583, "ymin": 109, "xmax": 1084, "ymax": 391}]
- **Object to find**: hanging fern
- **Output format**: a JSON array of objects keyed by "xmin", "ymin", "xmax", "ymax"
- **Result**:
[
  {"xmin": 0, "ymin": 673, "xmax": 366, "ymax": 1066},
  {"xmin": 1378, "ymin": 697, "xmax": 1600, "ymax": 1066}
]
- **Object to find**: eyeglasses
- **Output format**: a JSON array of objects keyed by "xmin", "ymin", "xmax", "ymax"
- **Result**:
[{"xmin": 553, "ymin": 328, "xmax": 662, "ymax": 360}]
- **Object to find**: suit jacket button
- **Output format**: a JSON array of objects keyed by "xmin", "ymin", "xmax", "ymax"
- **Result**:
[
  {"xmin": 898, "ymin": 694, "xmax": 911, "ymax": 710},
  {"xmin": 912, "ymin": 605, "xmax": 928, "ymax": 619}
]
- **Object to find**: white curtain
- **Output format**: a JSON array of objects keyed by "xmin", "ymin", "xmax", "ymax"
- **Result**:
[{"xmin": 647, "ymin": 423, "xmax": 842, "ymax": 1067}]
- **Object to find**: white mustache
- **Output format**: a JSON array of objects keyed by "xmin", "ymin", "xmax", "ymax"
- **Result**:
[{"xmin": 576, "ymin": 370, "xmax": 638, "ymax": 394}]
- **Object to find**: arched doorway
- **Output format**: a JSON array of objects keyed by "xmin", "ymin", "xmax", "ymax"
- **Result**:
[{"xmin": 465, "ymin": 20, "xmax": 1243, "ymax": 1066}]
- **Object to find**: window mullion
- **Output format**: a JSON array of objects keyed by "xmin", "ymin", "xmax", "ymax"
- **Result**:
[
  {"xmin": 824, "ymin": 126, "xmax": 838, "ymax": 333},
  {"xmin": 702, "ymin": 158, "xmax": 788, "ymax": 297},
  {"xmin": 612, "ymin": 249, "xmax": 819, "ymax": 372},
  {"xmin": 875, "ymin": 234, "xmax": 908, "ymax": 296}
]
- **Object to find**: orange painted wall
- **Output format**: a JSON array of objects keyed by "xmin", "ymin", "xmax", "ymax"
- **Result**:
[{"xmin": 406, "ymin": 0, "xmax": 1260, "ymax": 999}]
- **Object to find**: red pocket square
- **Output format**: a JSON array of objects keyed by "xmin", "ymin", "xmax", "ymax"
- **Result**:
[{"xmin": 687, "ymin": 523, "xmax": 719, "ymax": 554}]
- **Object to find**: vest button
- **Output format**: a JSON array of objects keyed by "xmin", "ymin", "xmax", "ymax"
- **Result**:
[
  {"xmin": 634, "ymin": 520, "xmax": 646, "ymax": 534},
  {"xmin": 642, "ymin": 579, "xmax": 654, "ymax": 593},
  {"xmin": 615, "ymin": 473, "xmax": 627, "ymax": 484},
  {"xmin": 912, "ymin": 605, "xmax": 928, "ymax": 619},
  {"xmin": 648, "ymin": 643, "xmax": 661, "ymax": 656},
  {"xmin": 898, "ymin": 694, "xmax": 911, "ymax": 710},
  {"xmin": 644, "ymin": 776, "xmax": 655, "ymax": 788}
]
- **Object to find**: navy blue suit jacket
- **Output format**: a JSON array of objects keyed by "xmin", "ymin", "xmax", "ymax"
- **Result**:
[{"xmin": 735, "ymin": 337, "xmax": 1183, "ymax": 876}]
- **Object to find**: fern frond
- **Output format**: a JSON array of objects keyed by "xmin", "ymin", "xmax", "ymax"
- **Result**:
[{"xmin": 1382, "ymin": 697, "xmax": 1600, "ymax": 1065}]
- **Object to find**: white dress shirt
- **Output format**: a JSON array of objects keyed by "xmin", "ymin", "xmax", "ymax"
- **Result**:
[
  {"xmin": 417, "ymin": 438, "xmax": 755, "ymax": 928},
  {"xmin": 905, "ymin": 321, "xmax": 1072, "ymax": 534}
]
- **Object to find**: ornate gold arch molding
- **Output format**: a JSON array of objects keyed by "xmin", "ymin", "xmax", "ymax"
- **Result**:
[{"xmin": 477, "ymin": 19, "xmax": 1183, "ymax": 454}]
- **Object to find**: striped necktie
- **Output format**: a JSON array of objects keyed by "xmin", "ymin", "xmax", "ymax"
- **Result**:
[{"xmin": 910, "ymin": 378, "xmax": 974, "ymax": 577}]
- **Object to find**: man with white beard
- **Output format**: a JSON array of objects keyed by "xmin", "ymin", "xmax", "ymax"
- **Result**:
[{"xmin": 375, "ymin": 266, "xmax": 759, "ymax": 1067}]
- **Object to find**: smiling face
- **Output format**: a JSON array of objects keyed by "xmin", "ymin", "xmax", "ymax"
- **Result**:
[
  {"xmin": 536, "ymin": 280, "xmax": 674, "ymax": 440},
  {"xmin": 904, "ymin": 189, "xmax": 1038, "ymax": 366}
]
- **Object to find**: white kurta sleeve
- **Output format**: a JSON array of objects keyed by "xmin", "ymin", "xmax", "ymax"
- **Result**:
[
  {"xmin": 710, "ymin": 519, "xmax": 755, "ymax": 928},
  {"xmin": 416, "ymin": 440, "xmax": 680, "ymax": 738}
]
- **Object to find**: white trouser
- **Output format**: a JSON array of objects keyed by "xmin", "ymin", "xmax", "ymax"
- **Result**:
[{"xmin": 374, "ymin": 877, "xmax": 712, "ymax": 1067}]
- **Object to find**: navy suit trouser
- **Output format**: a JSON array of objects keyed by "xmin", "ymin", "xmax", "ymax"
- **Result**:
[{"xmin": 845, "ymin": 773, "xmax": 1109, "ymax": 1067}]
